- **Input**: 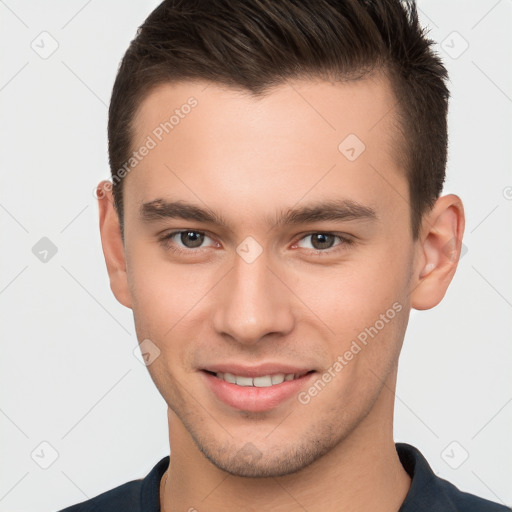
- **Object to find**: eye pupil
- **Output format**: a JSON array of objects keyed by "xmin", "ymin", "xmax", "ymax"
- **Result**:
[
  {"xmin": 311, "ymin": 233, "xmax": 334, "ymax": 250},
  {"xmin": 181, "ymin": 231, "xmax": 204, "ymax": 248}
]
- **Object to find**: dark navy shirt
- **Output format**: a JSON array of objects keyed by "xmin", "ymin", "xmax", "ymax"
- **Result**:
[{"xmin": 58, "ymin": 442, "xmax": 510, "ymax": 511}]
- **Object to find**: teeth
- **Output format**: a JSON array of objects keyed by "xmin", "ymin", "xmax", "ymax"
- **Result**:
[
  {"xmin": 253, "ymin": 375, "xmax": 272, "ymax": 387},
  {"xmin": 215, "ymin": 372, "xmax": 301, "ymax": 387},
  {"xmin": 223, "ymin": 372, "xmax": 236, "ymax": 384},
  {"xmin": 271, "ymin": 374, "xmax": 285, "ymax": 385},
  {"xmin": 236, "ymin": 376, "xmax": 253, "ymax": 387}
]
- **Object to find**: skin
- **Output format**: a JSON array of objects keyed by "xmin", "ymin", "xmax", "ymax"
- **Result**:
[{"xmin": 97, "ymin": 74, "xmax": 465, "ymax": 511}]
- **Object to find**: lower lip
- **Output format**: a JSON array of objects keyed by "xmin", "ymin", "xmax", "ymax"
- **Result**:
[{"xmin": 201, "ymin": 371, "xmax": 316, "ymax": 412}]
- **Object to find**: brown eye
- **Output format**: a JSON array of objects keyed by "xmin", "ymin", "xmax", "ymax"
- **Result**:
[
  {"xmin": 309, "ymin": 233, "xmax": 336, "ymax": 250},
  {"xmin": 159, "ymin": 230, "xmax": 216, "ymax": 253},
  {"xmin": 295, "ymin": 233, "xmax": 353, "ymax": 254},
  {"xmin": 179, "ymin": 231, "xmax": 204, "ymax": 248}
]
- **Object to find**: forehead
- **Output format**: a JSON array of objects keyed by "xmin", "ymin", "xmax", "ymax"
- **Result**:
[
  {"xmin": 124, "ymin": 76, "xmax": 407, "ymax": 230},
  {"xmin": 132, "ymin": 75, "xmax": 399, "ymax": 155}
]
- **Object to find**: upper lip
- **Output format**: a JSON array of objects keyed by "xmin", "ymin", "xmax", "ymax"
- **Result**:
[{"xmin": 202, "ymin": 363, "xmax": 315, "ymax": 378}]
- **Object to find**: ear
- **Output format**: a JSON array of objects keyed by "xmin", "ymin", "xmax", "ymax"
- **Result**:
[
  {"xmin": 410, "ymin": 194, "xmax": 465, "ymax": 310},
  {"xmin": 96, "ymin": 180, "xmax": 132, "ymax": 309}
]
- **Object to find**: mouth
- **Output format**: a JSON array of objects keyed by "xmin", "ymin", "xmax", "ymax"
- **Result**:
[
  {"xmin": 203, "ymin": 369, "xmax": 313, "ymax": 387},
  {"xmin": 200, "ymin": 367, "xmax": 317, "ymax": 412}
]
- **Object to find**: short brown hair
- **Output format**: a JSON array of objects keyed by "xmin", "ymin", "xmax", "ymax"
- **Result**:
[{"xmin": 108, "ymin": 0, "xmax": 449, "ymax": 240}]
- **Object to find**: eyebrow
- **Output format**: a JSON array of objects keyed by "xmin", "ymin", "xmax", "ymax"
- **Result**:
[{"xmin": 139, "ymin": 198, "xmax": 377, "ymax": 229}]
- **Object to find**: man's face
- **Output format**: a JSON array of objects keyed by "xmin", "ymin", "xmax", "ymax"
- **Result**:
[{"xmin": 118, "ymin": 76, "xmax": 417, "ymax": 476}]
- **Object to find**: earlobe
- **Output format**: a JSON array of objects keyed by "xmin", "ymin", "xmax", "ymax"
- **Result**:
[
  {"xmin": 97, "ymin": 180, "xmax": 132, "ymax": 309},
  {"xmin": 410, "ymin": 194, "xmax": 465, "ymax": 310}
]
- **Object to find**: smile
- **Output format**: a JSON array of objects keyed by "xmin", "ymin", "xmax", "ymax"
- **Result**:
[
  {"xmin": 212, "ymin": 371, "xmax": 310, "ymax": 387},
  {"xmin": 201, "ymin": 369, "xmax": 316, "ymax": 412}
]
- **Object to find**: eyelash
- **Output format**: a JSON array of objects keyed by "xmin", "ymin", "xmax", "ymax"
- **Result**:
[{"xmin": 158, "ymin": 230, "xmax": 354, "ymax": 257}]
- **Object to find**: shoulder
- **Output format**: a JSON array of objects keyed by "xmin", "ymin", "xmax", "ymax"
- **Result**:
[
  {"xmin": 57, "ymin": 456, "xmax": 169, "ymax": 512},
  {"xmin": 57, "ymin": 480, "xmax": 142, "ymax": 512},
  {"xmin": 440, "ymin": 482, "xmax": 511, "ymax": 512},
  {"xmin": 396, "ymin": 443, "xmax": 510, "ymax": 512}
]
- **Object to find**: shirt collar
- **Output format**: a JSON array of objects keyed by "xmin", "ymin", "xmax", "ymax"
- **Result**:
[
  {"xmin": 397, "ymin": 442, "xmax": 458, "ymax": 512},
  {"xmin": 143, "ymin": 443, "xmax": 461, "ymax": 512}
]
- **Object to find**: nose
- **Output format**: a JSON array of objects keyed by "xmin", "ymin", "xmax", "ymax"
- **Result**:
[{"xmin": 211, "ymin": 247, "xmax": 295, "ymax": 346}]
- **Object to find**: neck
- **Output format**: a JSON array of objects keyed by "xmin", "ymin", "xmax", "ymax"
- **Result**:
[{"xmin": 160, "ymin": 373, "xmax": 410, "ymax": 512}]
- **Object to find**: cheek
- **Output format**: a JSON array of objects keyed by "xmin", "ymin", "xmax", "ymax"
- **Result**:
[
  {"xmin": 127, "ymin": 244, "xmax": 213, "ymax": 330},
  {"xmin": 289, "ymin": 251, "xmax": 408, "ymax": 332},
  {"xmin": 285, "ymin": 246, "xmax": 410, "ymax": 397}
]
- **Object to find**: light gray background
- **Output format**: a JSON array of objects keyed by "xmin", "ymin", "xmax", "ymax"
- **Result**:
[{"xmin": 1, "ymin": 1, "xmax": 511, "ymax": 511}]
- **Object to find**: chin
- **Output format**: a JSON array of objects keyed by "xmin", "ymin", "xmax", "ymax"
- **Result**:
[{"xmin": 194, "ymin": 433, "xmax": 336, "ymax": 478}]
